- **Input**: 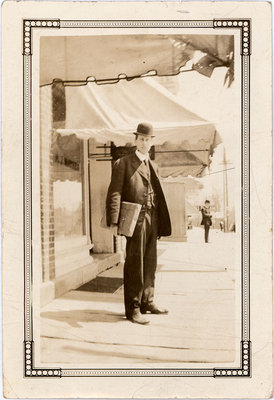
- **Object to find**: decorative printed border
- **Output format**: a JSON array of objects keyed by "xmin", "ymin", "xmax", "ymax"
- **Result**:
[
  {"xmin": 24, "ymin": 341, "xmax": 61, "ymax": 377},
  {"xmin": 23, "ymin": 18, "xmax": 251, "ymax": 378}
]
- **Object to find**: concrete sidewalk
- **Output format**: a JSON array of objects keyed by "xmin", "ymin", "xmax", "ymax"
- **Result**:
[{"xmin": 40, "ymin": 228, "xmax": 239, "ymax": 365}]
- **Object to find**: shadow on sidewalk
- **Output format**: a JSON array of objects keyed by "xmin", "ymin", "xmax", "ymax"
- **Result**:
[
  {"xmin": 61, "ymin": 291, "xmax": 124, "ymax": 303},
  {"xmin": 41, "ymin": 309, "xmax": 126, "ymax": 327}
]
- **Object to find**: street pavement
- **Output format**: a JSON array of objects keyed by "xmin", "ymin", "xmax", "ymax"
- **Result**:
[{"xmin": 40, "ymin": 228, "xmax": 240, "ymax": 365}]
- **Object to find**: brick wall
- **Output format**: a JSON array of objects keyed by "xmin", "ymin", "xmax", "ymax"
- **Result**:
[
  {"xmin": 40, "ymin": 86, "xmax": 55, "ymax": 281},
  {"xmin": 40, "ymin": 82, "xmax": 66, "ymax": 282}
]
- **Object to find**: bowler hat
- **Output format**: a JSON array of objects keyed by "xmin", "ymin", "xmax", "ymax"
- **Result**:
[{"xmin": 134, "ymin": 122, "xmax": 155, "ymax": 137}]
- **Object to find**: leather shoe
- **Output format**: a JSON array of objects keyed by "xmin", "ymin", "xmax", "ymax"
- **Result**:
[
  {"xmin": 140, "ymin": 303, "xmax": 168, "ymax": 314},
  {"xmin": 129, "ymin": 310, "xmax": 150, "ymax": 325}
]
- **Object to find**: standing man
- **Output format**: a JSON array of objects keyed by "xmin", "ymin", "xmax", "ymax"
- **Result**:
[
  {"xmin": 220, "ymin": 220, "xmax": 224, "ymax": 232},
  {"xmin": 201, "ymin": 200, "xmax": 212, "ymax": 243},
  {"xmin": 106, "ymin": 122, "xmax": 171, "ymax": 325}
]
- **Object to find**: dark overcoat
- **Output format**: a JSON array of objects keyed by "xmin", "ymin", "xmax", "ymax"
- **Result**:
[
  {"xmin": 201, "ymin": 206, "xmax": 212, "ymax": 226},
  {"xmin": 106, "ymin": 152, "xmax": 171, "ymax": 237}
]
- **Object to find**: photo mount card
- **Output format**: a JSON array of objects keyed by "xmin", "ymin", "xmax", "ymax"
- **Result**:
[{"xmin": 2, "ymin": 1, "xmax": 273, "ymax": 398}]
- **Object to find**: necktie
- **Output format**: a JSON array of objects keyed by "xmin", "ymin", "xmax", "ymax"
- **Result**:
[
  {"xmin": 144, "ymin": 160, "xmax": 155, "ymax": 208},
  {"xmin": 144, "ymin": 159, "xmax": 150, "ymax": 178}
]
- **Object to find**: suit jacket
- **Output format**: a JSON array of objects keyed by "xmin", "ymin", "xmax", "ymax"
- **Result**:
[{"xmin": 106, "ymin": 152, "xmax": 171, "ymax": 237}]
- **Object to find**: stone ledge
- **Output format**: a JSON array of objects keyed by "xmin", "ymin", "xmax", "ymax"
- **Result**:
[{"xmin": 40, "ymin": 252, "xmax": 122, "ymax": 306}]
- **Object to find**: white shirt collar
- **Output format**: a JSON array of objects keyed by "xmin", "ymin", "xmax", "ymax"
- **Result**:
[{"xmin": 135, "ymin": 150, "xmax": 149, "ymax": 162}]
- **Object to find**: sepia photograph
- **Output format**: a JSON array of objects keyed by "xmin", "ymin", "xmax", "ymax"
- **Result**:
[
  {"xmin": 38, "ymin": 32, "xmax": 242, "ymax": 367},
  {"xmin": 2, "ymin": 1, "xmax": 272, "ymax": 397}
]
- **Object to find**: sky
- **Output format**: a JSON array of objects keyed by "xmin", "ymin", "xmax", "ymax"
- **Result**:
[{"xmin": 174, "ymin": 65, "xmax": 241, "ymax": 216}]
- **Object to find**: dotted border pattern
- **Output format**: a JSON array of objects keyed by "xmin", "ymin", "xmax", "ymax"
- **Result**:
[
  {"xmin": 242, "ymin": 55, "xmax": 250, "ymax": 342},
  {"xmin": 61, "ymin": 368, "xmax": 214, "ymax": 377},
  {"xmin": 24, "ymin": 341, "xmax": 61, "ymax": 378},
  {"xmin": 23, "ymin": 18, "xmax": 251, "ymax": 379},
  {"xmin": 213, "ymin": 19, "xmax": 251, "ymax": 55},
  {"xmin": 214, "ymin": 341, "xmax": 251, "ymax": 378},
  {"xmin": 60, "ymin": 20, "xmax": 214, "ymax": 29},
  {"xmin": 23, "ymin": 19, "xmax": 60, "ymax": 55},
  {"xmin": 23, "ymin": 55, "xmax": 32, "ymax": 342}
]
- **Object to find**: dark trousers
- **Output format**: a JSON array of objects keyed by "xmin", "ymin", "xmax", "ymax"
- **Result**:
[
  {"xmin": 204, "ymin": 224, "xmax": 210, "ymax": 243},
  {"xmin": 124, "ymin": 207, "xmax": 158, "ymax": 318}
]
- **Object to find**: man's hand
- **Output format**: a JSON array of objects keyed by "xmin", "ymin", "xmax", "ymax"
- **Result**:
[{"xmin": 110, "ymin": 224, "xmax": 118, "ymax": 236}]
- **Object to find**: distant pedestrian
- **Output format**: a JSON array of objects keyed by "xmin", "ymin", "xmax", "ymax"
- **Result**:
[
  {"xmin": 220, "ymin": 220, "xmax": 224, "ymax": 231},
  {"xmin": 201, "ymin": 200, "xmax": 212, "ymax": 243}
]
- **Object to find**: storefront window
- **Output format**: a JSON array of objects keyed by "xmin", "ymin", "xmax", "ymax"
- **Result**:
[{"xmin": 52, "ymin": 133, "xmax": 85, "ymax": 241}]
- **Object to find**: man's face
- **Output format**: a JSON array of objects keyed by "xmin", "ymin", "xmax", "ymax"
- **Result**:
[{"xmin": 135, "ymin": 135, "xmax": 153, "ymax": 155}]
